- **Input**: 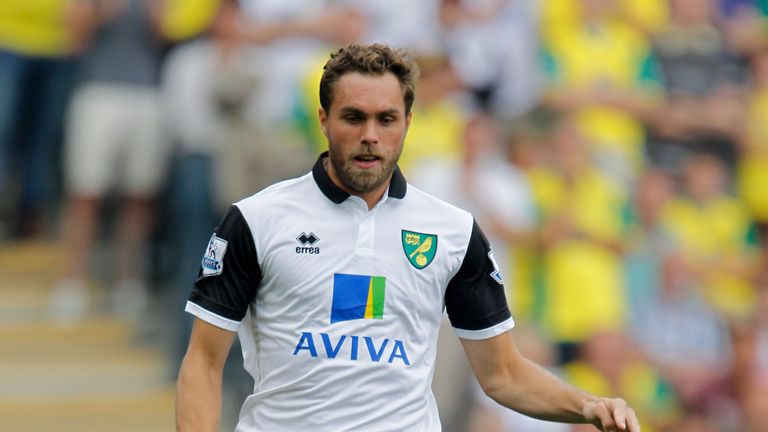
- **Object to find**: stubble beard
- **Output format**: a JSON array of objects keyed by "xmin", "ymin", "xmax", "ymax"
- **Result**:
[{"xmin": 328, "ymin": 145, "xmax": 399, "ymax": 194}]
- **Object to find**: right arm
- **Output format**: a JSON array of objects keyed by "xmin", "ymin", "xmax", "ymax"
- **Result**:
[
  {"xmin": 176, "ymin": 205, "xmax": 260, "ymax": 430},
  {"xmin": 176, "ymin": 318, "xmax": 237, "ymax": 432}
]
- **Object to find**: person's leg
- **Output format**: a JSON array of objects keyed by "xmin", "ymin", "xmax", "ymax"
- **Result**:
[
  {"xmin": 0, "ymin": 50, "xmax": 27, "ymax": 235},
  {"xmin": 111, "ymin": 195, "xmax": 154, "ymax": 320},
  {"xmin": 60, "ymin": 197, "xmax": 101, "ymax": 280},
  {"xmin": 16, "ymin": 57, "xmax": 75, "ymax": 238},
  {"xmin": 51, "ymin": 196, "xmax": 101, "ymax": 322},
  {"xmin": 112, "ymin": 86, "xmax": 167, "ymax": 320},
  {"xmin": 51, "ymin": 83, "xmax": 120, "ymax": 322}
]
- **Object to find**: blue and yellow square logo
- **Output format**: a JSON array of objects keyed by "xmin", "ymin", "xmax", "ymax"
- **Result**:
[{"xmin": 330, "ymin": 273, "xmax": 386, "ymax": 324}]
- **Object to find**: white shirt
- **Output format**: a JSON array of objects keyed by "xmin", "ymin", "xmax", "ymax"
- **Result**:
[{"xmin": 187, "ymin": 153, "xmax": 515, "ymax": 431}]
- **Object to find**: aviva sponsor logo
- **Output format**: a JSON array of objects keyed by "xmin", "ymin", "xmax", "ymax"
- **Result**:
[
  {"xmin": 330, "ymin": 273, "xmax": 386, "ymax": 324},
  {"xmin": 296, "ymin": 274, "xmax": 408, "ymax": 365},
  {"xmin": 293, "ymin": 332, "xmax": 410, "ymax": 366}
]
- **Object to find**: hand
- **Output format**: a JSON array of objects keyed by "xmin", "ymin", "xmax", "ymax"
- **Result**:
[{"xmin": 583, "ymin": 397, "xmax": 641, "ymax": 432}]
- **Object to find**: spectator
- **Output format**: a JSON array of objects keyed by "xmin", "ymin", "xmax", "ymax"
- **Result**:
[
  {"xmin": 623, "ymin": 169, "xmax": 677, "ymax": 326},
  {"xmin": 539, "ymin": 0, "xmax": 663, "ymax": 186},
  {"xmin": 649, "ymin": 0, "xmax": 747, "ymax": 172},
  {"xmin": 661, "ymin": 153, "xmax": 760, "ymax": 320},
  {"xmin": 50, "ymin": 0, "xmax": 169, "ymax": 322},
  {"xmin": 631, "ymin": 251, "xmax": 733, "ymax": 414},
  {"xmin": 525, "ymin": 116, "xmax": 628, "ymax": 361},
  {"xmin": 439, "ymin": 0, "xmax": 543, "ymax": 119},
  {"xmin": 0, "ymin": 0, "xmax": 79, "ymax": 238},
  {"xmin": 497, "ymin": 117, "xmax": 550, "ymax": 323}
]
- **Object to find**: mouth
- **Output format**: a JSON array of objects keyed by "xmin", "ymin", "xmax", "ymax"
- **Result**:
[{"xmin": 353, "ymin": 154, "xmax": 381, "ymax": 169}]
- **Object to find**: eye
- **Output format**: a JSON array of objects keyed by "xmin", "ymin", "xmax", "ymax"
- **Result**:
[
  {"xmin": 379, "ymin": 115, "xmax": 396, "ymax": 125},
  {"xmin": 344, "ymin": 114, "xmax": 362, "ymax": 124}
]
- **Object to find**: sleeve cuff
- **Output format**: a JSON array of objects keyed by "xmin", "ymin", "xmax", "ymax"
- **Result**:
[
  {"xmin": 185, "ymin": 300, "xmax": 241, "ymax": 332},
  {"xmin": 453, "ymin": 316, "xmax": 515, "ymax": 340}
]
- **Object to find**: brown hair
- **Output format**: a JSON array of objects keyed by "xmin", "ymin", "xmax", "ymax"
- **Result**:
[{"xmin": 319, "ymin": 44, "xmax": 420, "ymax": 115}]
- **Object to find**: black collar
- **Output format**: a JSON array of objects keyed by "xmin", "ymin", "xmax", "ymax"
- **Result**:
[{"xmin": 312, "ymin": 151, "xmax": 407, "ymax": 204}]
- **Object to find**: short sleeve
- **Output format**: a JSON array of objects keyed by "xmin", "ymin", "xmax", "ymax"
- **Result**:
[
  {"xmin": 186, "ymin": 205, "xmax": 261, "ymax": 331},
  {"xmin": 445, "ymin": 219, "xmax": 514, "ymax": 340}
]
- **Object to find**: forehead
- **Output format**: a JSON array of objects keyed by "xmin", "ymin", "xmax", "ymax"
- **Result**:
[{"xmin": 330, "ymin": 72, "xmax": 405, "ymax": 113}]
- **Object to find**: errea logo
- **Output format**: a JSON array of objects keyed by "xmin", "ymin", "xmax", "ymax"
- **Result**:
[{"xmin": 296, "ymin": 232, "xmax": 320, "ymax": 254}]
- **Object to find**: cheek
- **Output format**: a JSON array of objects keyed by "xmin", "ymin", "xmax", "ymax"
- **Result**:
[
  {"xmin": 385, "ymin": 129, "xmax": 407, "ymax": 150},
  {"xmin": 328, "ymin": 124, "xmax": 359, "ymax": 143}
]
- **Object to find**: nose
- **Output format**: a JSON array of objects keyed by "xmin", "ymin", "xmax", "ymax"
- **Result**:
[{"xmin": 361, "ymin": 119, "xmax": 379, "ymax": 145}]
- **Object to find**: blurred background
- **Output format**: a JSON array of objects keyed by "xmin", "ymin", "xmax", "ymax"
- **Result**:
[{"xmin": 1, "ymin": 0, "xmax": 768, "ymax": 431}]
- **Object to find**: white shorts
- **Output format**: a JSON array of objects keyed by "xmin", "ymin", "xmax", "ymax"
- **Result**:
[{"xmin": 65, "ymin": 83, "xmax": 167, "ymax": 197}]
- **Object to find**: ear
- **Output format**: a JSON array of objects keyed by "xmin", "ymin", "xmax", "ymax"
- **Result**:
[{"xmin": 318, "ymin": 107, "xmax": 328, "ymax": 137}]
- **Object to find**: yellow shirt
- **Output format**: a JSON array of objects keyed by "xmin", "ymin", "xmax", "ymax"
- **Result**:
[
  {"xmin": 662, "ymin": 197, "xmax": 757, "ymax": 318},
  {"xmin": 528, "ymin": 168, "xmax": 627, "ymax": 342},
  {"xmin": 543, "ymin": 19, "xmax": 661, "ymax": 175},
  {"xmin": 0, "ymin": 0, "xmax": 75, "ymax": 56},
  {"xmin": 739, "ymin": 89, "xmax": 768, "ymax": 222},
  {"xmin": 541, "ymin": 0, "xmax": 669, "ymax": 43}
]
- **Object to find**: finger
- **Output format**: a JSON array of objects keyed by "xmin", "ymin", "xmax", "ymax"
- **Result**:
[
  {"xmin": 611, "ymin": 399, "xmax": 628, "ymax": 430},
  {"xmin": 594, "ymin": 402, "xmax": 618, "ymax": 432},
  {"xmin": 625, "ymin": 408, "xmax": 641, "ymax": 432}
]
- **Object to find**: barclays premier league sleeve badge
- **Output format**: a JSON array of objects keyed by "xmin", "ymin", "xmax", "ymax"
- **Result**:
[{"xmin": 202, "ymin": 234, "xmax": 228, "ymax": 276}]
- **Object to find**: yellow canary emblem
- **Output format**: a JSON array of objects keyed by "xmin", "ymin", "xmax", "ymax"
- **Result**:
[{"xmin": 401, "ymin": 230, "xmax": 437, "ymax": 269}]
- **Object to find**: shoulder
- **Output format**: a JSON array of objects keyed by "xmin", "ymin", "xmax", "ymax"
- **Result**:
[
  {"xmin": 403, "ymin": 183, "xmax": 474, "ymax": 228},
  {"xmin": 234, "ymin": 172, "xmax": 313, "ymax": 214},
  {"xmin": 230, "ymin": 172, "xmax": 316, "ymax": 241}
]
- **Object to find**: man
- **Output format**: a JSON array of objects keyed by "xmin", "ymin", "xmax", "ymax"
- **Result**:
[
  {"xmin": 175, "ymin": 43, "xmax": 640, "ymax": 432},
  {"xmin": 0, "ymin": 0, "xmax": 77, "ymax": 237},
  {"xmin": 51, "ymin": 0, "xmax": 168, "ymax": 322}
]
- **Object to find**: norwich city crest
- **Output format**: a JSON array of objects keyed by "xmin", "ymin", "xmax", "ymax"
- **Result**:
[{"xmin": 401, "ymin": 230, "xmax": 437, "ymax": 269}]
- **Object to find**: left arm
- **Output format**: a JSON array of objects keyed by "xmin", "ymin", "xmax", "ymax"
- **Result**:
[
  {"xmin": 461, "ymin": 332, "xmax": 640, "ymax": 432},
  {"xmin": 447, "ymin": 219, "xmax": 640, "ymax": 431}
]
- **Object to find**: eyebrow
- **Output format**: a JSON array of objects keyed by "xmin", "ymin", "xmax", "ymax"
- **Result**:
[{"xmin": 338, "ymin": 107, "xmax": 401, "ymax": 117}]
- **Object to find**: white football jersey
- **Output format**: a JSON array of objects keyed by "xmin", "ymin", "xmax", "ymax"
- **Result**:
[{"xmin": 187, "ymin": 153, "xmax": 515, "ymax": 431}]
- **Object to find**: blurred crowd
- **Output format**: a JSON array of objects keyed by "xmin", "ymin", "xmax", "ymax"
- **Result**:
[{"xmin": 2, "ymin": 0, "xmax": 768, "ymax": 431}]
